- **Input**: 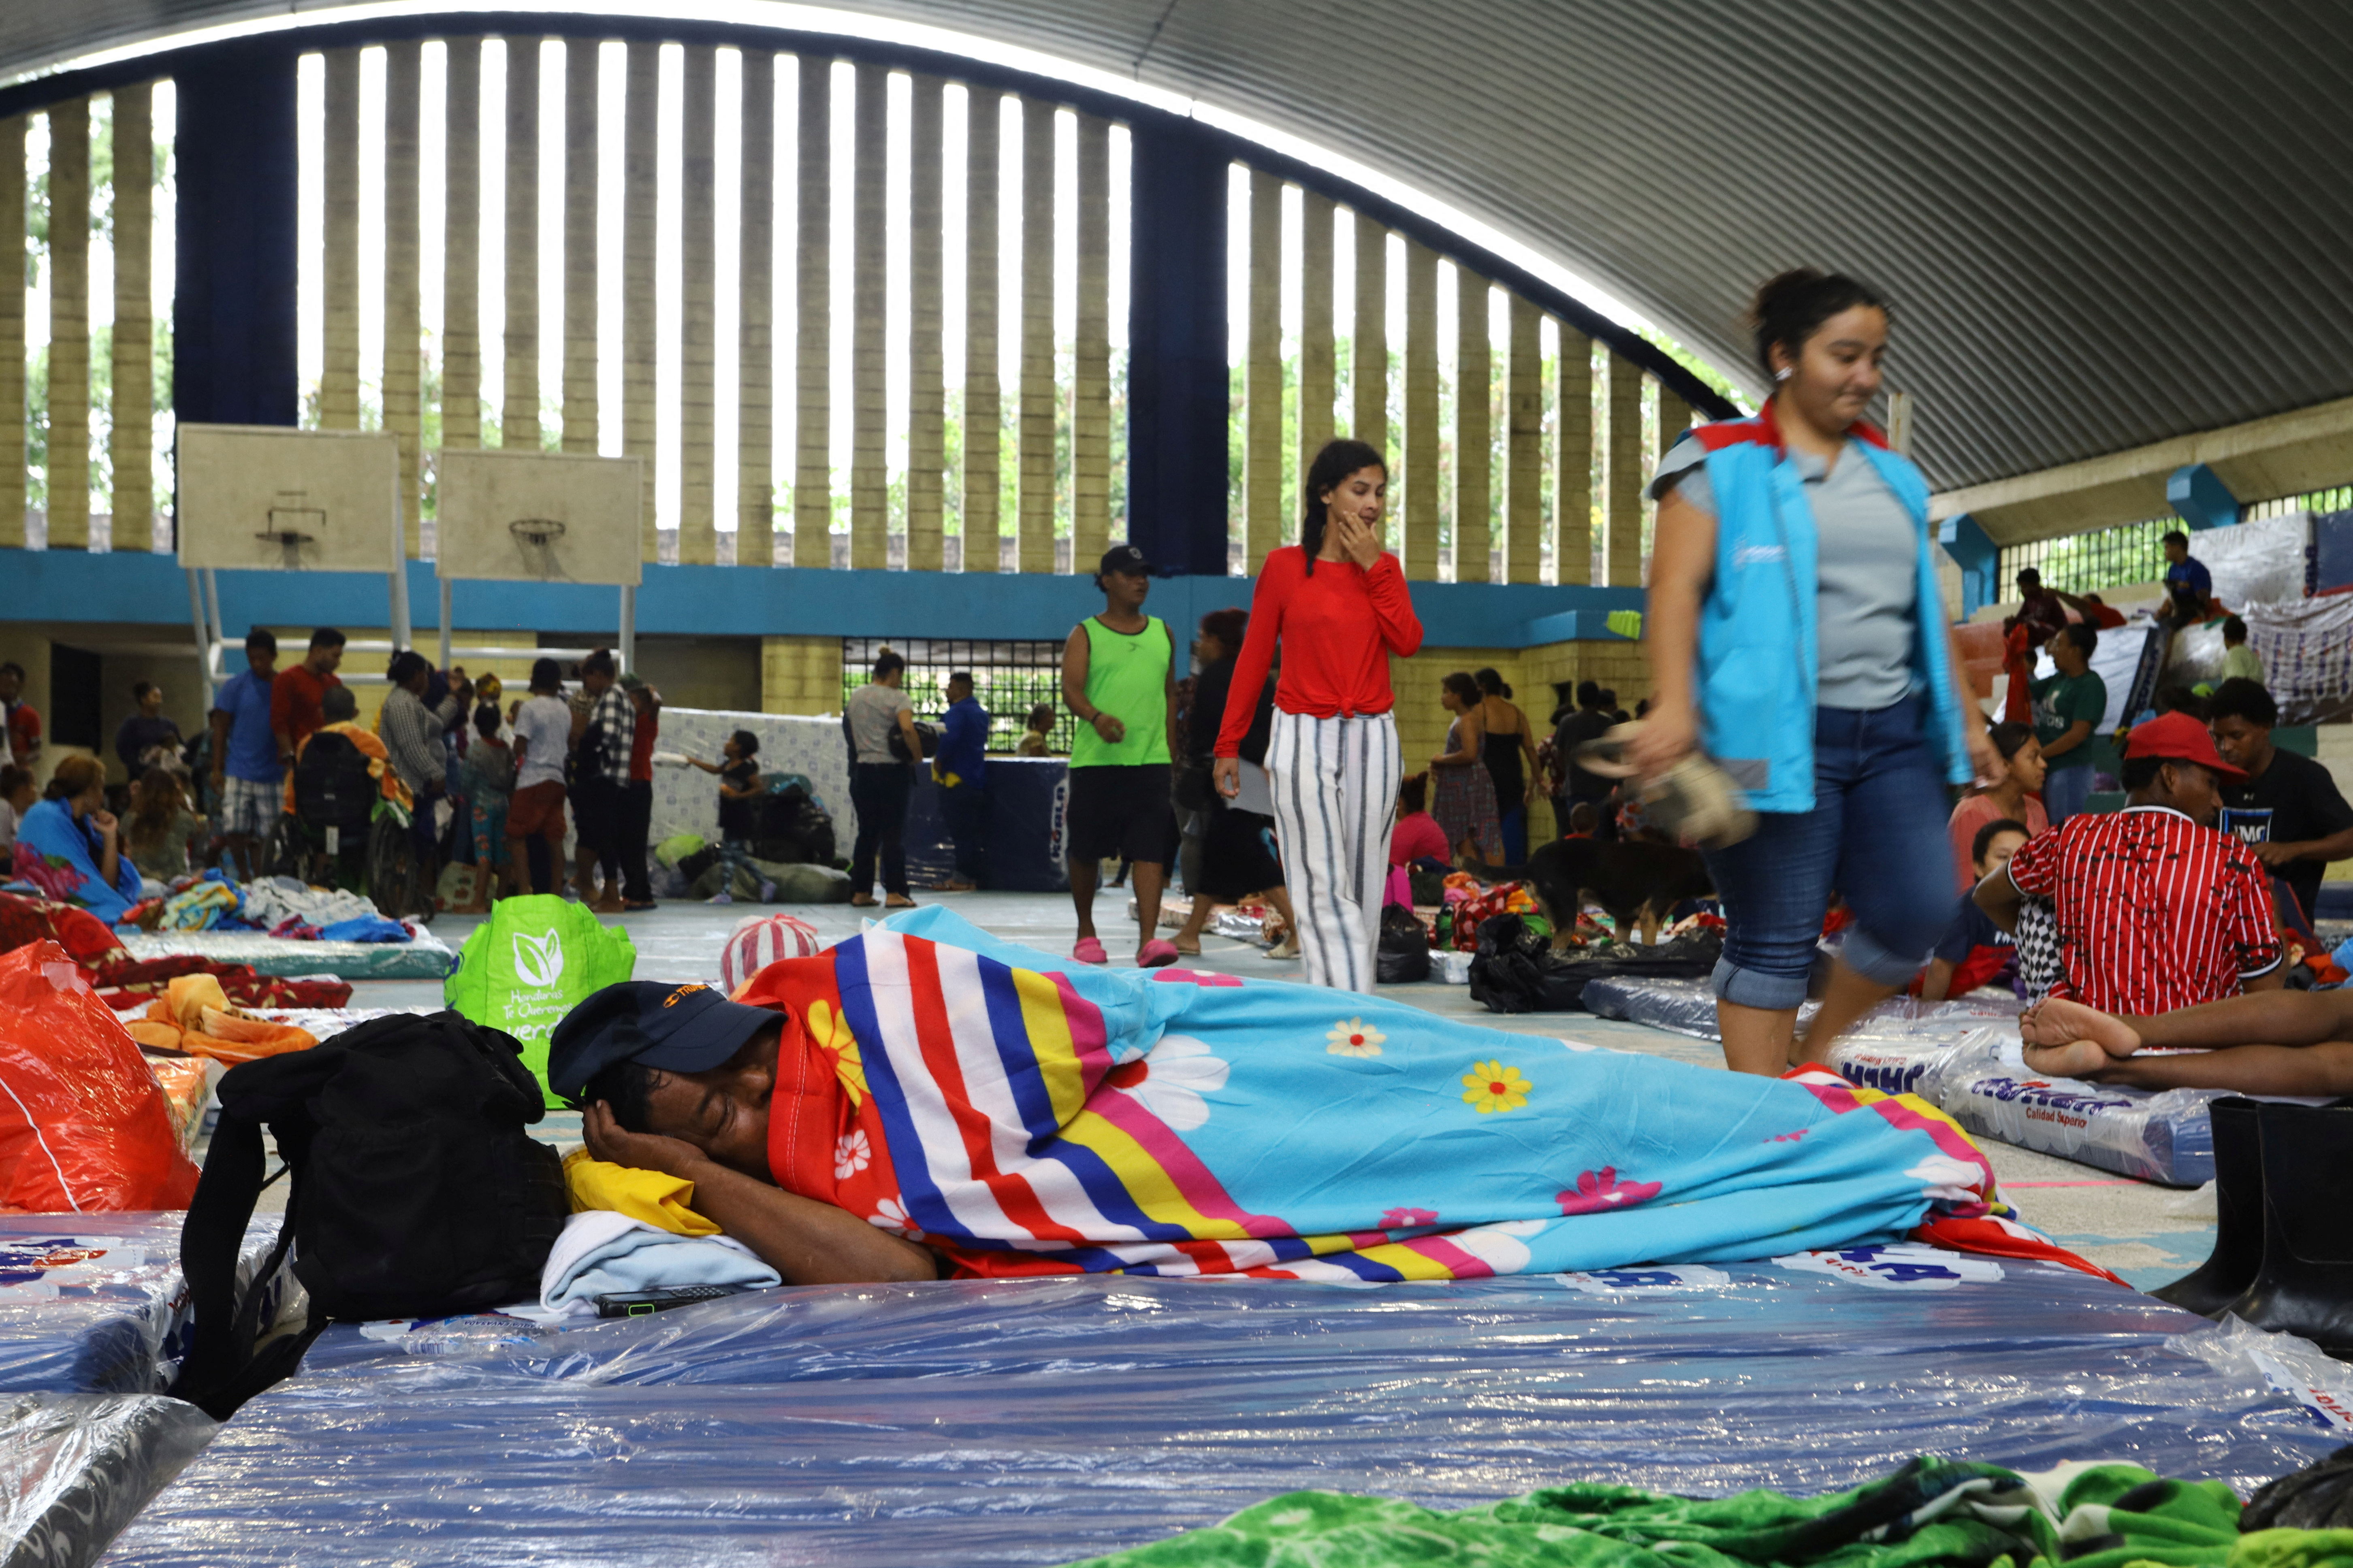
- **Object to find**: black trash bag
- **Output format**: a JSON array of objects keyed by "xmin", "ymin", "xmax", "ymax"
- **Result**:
[
  {"xmin": 1376, "ymin": 905, "xmax": 1430, "ymax": 985},
  {"xmin": 1470, "ymin": 914, "xmax": 1723, "ymax": 1014},
  {"xmin": 2243, "ymin": 1444, "xmax": 2353, "ymax": 1530}
]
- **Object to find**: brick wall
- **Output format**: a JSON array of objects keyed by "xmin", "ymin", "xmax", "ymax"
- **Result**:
[{"xmin": 761, "ymin": 635, "xmax": 845, "ymax": 716}]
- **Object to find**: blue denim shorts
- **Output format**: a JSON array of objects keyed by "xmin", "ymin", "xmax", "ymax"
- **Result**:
[{"xmin": 1700, "ymin": 693, "xmax": 1956, "ymax": 1012}]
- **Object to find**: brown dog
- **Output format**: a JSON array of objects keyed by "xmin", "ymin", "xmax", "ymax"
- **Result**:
[{"xmin": 1466, "ymin": 837, "xmax": 1715, "ymax": 948}]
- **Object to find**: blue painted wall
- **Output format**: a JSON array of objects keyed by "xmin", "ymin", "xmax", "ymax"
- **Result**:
[{"xmin": 0, "ymin": 549, "xmax": 1642, "ymax": 650}]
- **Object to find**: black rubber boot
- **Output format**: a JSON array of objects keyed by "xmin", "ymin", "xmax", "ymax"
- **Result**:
[
  {"xmin": 2223, "ymin": 1101, "xmax": 2353, "ymax": 1353},
  {"xmin": 2150, "ymin": 1097, "xmax": 2262, "ymax": 1317}
]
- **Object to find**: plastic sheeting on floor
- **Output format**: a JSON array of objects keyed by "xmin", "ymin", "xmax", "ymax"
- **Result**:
[
  {"xmin": 1581, "ymin": 978, "xmax": 2225, "ymax": 1187},
  {"xmin": 0, "ymin": 1393, "xmax": 215, "ymax": 1568},
  {"xmin": 115, "ymin": 928, "xmax": 456, "ymax": 982},
  {"xmin": 1579, "ymin": 976, "xmax": 2022, "ymax": 1043},
  {"xmin": 107, "ymin": 1267, "xmax": 2345, "ymax": 1566},
  {"xmin": 0, "ymin": 1215, "xmax": 289, "ymax": 1395}
]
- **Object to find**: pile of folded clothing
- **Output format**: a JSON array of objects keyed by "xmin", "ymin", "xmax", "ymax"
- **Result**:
[{"xmin": 126, "ymin": 872, "xmax": 412, "ymax": 944}]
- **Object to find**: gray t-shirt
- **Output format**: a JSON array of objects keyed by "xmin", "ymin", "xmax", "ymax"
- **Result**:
[
  {"xmin": 1653, "ymin": 437, "xmax": 1920, "ymax": 710},
  {"xmin": 511, "ymin": 695, "xmax": 574, "ymax": 790},
  {"xmin": 845, "ymin": 681, "xmax": 914, "ymax": 765}
]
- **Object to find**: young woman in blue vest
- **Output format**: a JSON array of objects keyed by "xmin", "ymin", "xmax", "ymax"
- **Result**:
[{"xmin": 1630, "ymin": 270, "xmax": 1997, "ymax": 1076}]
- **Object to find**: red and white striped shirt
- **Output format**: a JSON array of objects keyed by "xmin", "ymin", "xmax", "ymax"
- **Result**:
[{"xmin": 2003, "ymin": 805, "xmax": 2281, "ymax": 1016}]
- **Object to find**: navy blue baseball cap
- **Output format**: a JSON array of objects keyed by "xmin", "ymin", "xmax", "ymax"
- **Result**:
[{"xmin": 547, "ymin": 981, "xmax": 780, "ymax": 1099}]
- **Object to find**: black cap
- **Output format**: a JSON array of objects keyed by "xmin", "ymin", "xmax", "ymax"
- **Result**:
[
  {"xmin": 546, "ymin": 981, "xmax": 780, "ymax": 1099},
  {"xmin": 1097, "ymin": 543, "xmax": 1151, "ymax": 578}
]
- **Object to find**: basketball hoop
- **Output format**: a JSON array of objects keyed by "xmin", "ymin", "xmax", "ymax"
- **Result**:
[
  {"xmin": 508, "ymin": 517, "xmax": 568, "ymax": 547},
  {"xmin": 260, "ymin": 492, "xmax": 325, "ymax": 567},
  {"xmin": 508, "ymin": 516, "xmax": 570, "ymax": 580}
]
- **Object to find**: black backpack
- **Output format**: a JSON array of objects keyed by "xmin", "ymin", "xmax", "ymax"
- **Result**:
[
  {"xmin": 1376, "ymin": 905, "xmax": 1431, "ymax": 985},
  {"xmin": 1468, "ymin": 914, "xmax": 1723, "ymax": 1014},
  {"xmin": 753, "ymin": 781, "xmax": 839, "ymax": 866},
  {"xmin": 171, "ymin": 1010, "xmax": 568, "ymax": 1418},
  {"xmin": 293, "ymin": 731, "xmax": 377, "ymax": 832}
]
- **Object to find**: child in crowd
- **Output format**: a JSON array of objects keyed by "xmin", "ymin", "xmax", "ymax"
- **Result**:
[
  {"xmin": 1016, "ymin": 703, "xmax": 1056, "ymax": 756},
  {"xmin": 1390, "ymin": 773, "xmax": 1451, "ymax": 868},
  {"xmin": 686, "ymin": 731, "xmax": 765, "ymax": 901},
  {"xmin": 123, "ymin": 767, "xmax": 211, "ymax": 884},
  {"xmin": 1564, "ymin": 800, "xmax": 1600, "ymax": 838},
  {"xmin": 456, "ymin": 704, "xmax": 515, "ymax": 914},
  {"xmin": 1947, "ymin": 722, "xmax": 2047, "ymax": 891},
  {"xmin": 0, "ymin": 765, "xmax": 31, "ymax": 872},
  {"xmin": 1920, "ymin": 818, "xmax": 2029, "ymax": 1000}
]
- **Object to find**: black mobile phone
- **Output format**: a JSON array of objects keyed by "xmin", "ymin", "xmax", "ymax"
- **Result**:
[{"xmin": 593, "ymin": 1285, "xmax": 751, "ymax": 1319}]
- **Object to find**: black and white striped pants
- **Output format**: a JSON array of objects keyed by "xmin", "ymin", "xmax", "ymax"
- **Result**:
[{"xmin": 1266, "ymin": 709, "xmax": 1399, "ymax": 993}]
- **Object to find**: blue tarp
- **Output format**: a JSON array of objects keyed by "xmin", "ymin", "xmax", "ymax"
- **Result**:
[{"xmin": 109, "ymin": 1265, "xmax": 2344, "ymax": 1566}]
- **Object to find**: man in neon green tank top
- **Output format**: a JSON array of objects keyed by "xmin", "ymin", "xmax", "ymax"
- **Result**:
[{"xmin": 1060, "ymin": 545, "xmax": 1180, "ymax": 967}]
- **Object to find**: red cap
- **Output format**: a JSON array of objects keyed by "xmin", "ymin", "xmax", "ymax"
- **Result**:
[{"xmin": 2122, "ymin": 711, "xmax": 2246, "ymax": 782}]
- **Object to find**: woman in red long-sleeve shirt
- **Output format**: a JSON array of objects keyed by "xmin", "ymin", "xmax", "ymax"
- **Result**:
[{"xmin": 1214, "ymin": 438, "xmax": 1423, "ymax": 991}]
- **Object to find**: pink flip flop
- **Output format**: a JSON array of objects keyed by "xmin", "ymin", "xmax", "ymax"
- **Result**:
[
  {"xmin": 1073, "ymin": 936, "xmax": 1109, "ymax": 965},
  {"xmin": 1136, "ymin": 938, "xmax": 1180, "ymax": 969}
]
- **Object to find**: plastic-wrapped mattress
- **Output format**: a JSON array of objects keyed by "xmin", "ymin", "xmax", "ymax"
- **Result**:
[
  {"xmin": 107, "ymin": 1268, "xmax": 2344, "ymax": 1566},
  {"xmin": 0, "ymin": 1393, "xmax": 215, "ymax": 1568},
  {"xmin": 0, "ymin": 1215, "xmax": 289, "ymax": 1395},
  {"xmin": 115, "ymin": 929, "xmax": 455, "ymax": 982},
  {"xmin": 1902, "ymin": 1032, "xmax": 2237, "ymax": 1188},
  {"xmin": 1574, "ymin": 979, "xmax": 2224, "ymax": 1185},
  {"xmin": 1579, "ymin": 976, "xmax": 2022, "ymax": 1042}
]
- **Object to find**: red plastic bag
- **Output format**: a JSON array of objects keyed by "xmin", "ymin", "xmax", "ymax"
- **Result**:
[{"xmin": 0, "ymin": 940, "xmax": 200, "ymax": 1212}]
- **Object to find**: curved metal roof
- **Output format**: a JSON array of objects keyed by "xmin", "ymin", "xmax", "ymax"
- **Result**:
[{"xmin": 17, "ymin": 0, "xmax": 2353, "ymax": 494}]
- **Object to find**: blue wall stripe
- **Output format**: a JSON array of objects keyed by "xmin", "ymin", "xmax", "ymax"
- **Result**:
[{"xmin": 0, "ymin": 549, "xmax": 1643, "ymax": 649}]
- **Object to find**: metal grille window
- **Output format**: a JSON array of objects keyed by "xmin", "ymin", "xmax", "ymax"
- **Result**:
[
  {"xmin": 841, "ymin": 638, "xmax": 1073, "ymax": 754},
  {"xmin": 2246, "ymin": 485, "xmax": 2353, "ymax": 521},
  {"xmin": 1999, "ymin": 519, "xmax": 2172, "ymax": 596}
]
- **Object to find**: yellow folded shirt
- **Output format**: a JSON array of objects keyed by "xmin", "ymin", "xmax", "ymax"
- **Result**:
[{"xmin": 562, "ymin": 1148, "xmax": 719, "ymax": 1237}]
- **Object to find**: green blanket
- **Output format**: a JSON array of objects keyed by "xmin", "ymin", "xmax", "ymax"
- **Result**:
[{"xmin": 1072, "ymin": 1456, "xmax": 2336, "ymax": 1568}]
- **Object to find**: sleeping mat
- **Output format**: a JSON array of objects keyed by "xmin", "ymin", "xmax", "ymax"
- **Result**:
[
  {"xmin": 105, "ymin": 1264, "xmax": 2348, "ymax": 1566},
  {"xmin": 0, "ymin": 1214, "xmax": 289, "ymax": 1395}
]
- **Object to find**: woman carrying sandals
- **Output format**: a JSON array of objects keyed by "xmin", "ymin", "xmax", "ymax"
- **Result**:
[
  {"xmin": 1630, "ymin": 269, "xmax": 1996, "ymax": 1075},
  {"xmin": 1216, "ymin": 438, "xmax": 1424, "ymax": 993}
]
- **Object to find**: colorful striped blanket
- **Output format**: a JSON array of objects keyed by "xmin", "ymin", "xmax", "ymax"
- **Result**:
[{"xmin": 737, "ymin": 906, "xmax": 2106, "ymax": 1283}]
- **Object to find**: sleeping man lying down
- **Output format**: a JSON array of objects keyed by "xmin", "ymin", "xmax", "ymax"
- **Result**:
[{"xmin": 550, "ymin": 907, "xmax": 2070, "ymax": 1289}]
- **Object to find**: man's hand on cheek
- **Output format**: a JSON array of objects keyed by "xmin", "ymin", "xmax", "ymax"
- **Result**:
[{"xmin": 583, "ymin": 1101, "xmax": 709, "ymax": 1179}]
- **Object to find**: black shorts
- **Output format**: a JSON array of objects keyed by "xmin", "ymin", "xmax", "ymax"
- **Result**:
[{"xmin": 1066, "ymin": 763, "xmax": 1173, "ymax": 864}]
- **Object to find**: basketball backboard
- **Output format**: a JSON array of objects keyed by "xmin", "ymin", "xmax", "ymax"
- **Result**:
[
  {"xmin": 434, "ymin": 449, "xmax": 643, "ymax": 585},
  {"xmin": 175, "ymin": 425, "xmax": 401, "ymax": 573}
]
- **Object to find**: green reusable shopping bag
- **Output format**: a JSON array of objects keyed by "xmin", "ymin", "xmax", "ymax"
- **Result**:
[{"xmin": 444, "ymin": 895, "xmax": 638, "ymax": 1106}]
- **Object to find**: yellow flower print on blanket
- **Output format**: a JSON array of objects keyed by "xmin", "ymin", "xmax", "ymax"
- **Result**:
[
  {"xmin": 1325, "ymin": 1018, "xmax": 1384, "ymax": 1057},
  {"xmin": 806, "ymin": 997, "xmax": 868, "ymax": 1107},
  {"xmin": 1462, "ymin": 1060, "xmax": 1531, "ymax": 1114}
]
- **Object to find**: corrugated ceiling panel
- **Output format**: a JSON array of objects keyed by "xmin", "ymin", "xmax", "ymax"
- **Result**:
[{"xmin": 9, "ymin": 0, "xmax": 2353, "ymax": 492}]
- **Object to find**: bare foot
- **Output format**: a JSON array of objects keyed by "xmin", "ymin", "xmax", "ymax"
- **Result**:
[
  {"xmin": 2024, "ymin": 1039, "xmax": 2114, "ymax": 1080},
  {"xmin": 885, "ymin": 895, "xmax": 917, "ymax": 910},
  {"xmin": 591, "ymin": 898, "xmax": 627, "ymax": 915},
  {"xmin": 2020, "ymin": 996, "xmax": 2141, "ymax": 1057}
]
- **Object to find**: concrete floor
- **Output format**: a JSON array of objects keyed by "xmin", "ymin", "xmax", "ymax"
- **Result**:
[{"xmin": 346, "ymin": 890, "xmax": 2218, "ymax": 1291}]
